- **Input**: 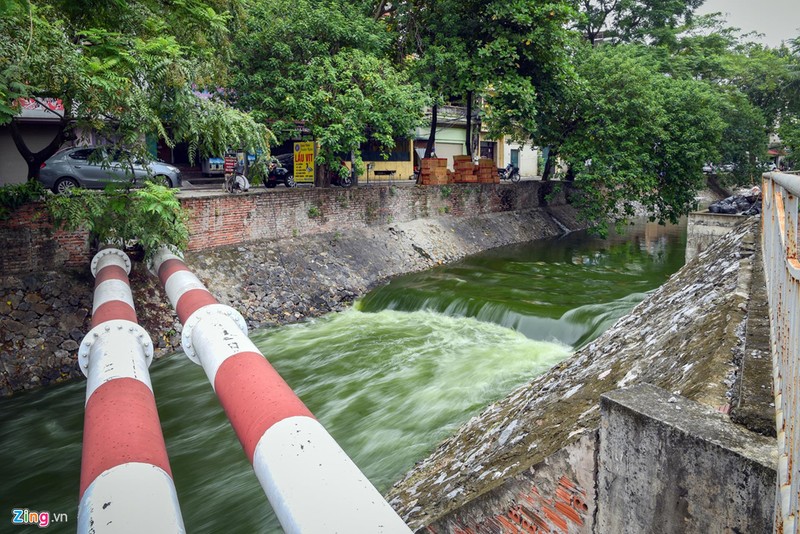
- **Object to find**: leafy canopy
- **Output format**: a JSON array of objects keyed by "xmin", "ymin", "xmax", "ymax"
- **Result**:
[
  {"xmin": 1, "ymin": 0, "xmax": 270, "ymax": 165},
  {"xmin": 231, "ymin": 0, "xmax": 427, "ymax": 168}
]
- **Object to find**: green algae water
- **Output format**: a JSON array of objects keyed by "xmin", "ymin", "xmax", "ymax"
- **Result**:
[
  {"xmin": 0, "ymin": 219, "xmax": 685, "ymax": 533},
  {"xmin": 359, "ymin": 219, "xmax": 687, "ymax": 348}
]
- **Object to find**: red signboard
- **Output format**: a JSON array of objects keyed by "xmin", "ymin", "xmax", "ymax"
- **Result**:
[{"xmin": 223, "ymin": 156, "xmax": 237, "ymax": 173}]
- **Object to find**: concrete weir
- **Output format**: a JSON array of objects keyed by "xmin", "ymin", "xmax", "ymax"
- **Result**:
[{"xmin": 387, "ymin": 216, "xmax": 776, "ymax": 533}]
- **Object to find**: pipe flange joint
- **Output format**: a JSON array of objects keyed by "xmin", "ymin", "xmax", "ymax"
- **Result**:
[
  {"xmin": 78, "ymin": 320, "xmax": 154, "ymax": 377},
  {"xmin": 90, "ymin": 248, "xmax": 131, "ymax": 278},
  {"xmin": 147, "ymin": 246, "xmax": 184, "ymax": 277},
  {"xmin": 181, "ymin": 304, "xmax": 248, "ymax": 364}
]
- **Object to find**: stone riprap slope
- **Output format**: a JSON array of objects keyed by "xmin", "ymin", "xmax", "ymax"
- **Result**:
[
  {"xmin": 386, "ymin": 217, "xmax": 763, "ymax": 529},
  {"xmin": 183, "ymin": 206, "xmax": 582, "ymax": 330}
]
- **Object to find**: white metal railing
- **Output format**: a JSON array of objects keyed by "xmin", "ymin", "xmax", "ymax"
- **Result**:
[{"xmin": 763, "ymin": 171, "xmax": 800, "ymax": 534}]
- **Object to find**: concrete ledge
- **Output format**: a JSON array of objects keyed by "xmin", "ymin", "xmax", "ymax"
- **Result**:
[
  {"xmin": 730, "ymin": 231, "xmax": 775, "ymax": 437},
  {"xmin": 686, "ymin": 211, "xmax": 748, "ymax": 263},
  {"xmin": 599, "ymin": 383, "xmax": 776, "ymax": 533}
]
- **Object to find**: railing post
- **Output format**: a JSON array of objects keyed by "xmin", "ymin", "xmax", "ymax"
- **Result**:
[
  {"xmin": 77, "ymin": 249, "xmax": 185, "ymax": 533},
  {"xmin": 149, "ymin": 247, "xmax": 411, "ymax": 533}
]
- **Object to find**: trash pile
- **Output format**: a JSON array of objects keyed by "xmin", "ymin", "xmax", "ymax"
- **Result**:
[{"xmin": 708, "ymin": 186, "xmax": 762, "ymax": 216}]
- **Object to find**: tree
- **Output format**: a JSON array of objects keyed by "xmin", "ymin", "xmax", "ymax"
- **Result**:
[
  {"xmin": 380, "ymin": 0, "xmax": 577, "ymax": 160},
  {"xmin": 557, "ymin": 44, "xmax": 725, "ymax": 233},
  {"xmin": 777, "ymin": 36, "xmax": 800, "ymax": 167},
  {"xmin": 231, "ymin": 0, "xmax": 427, "ymax": 185},
  {"xmin": 0, "ymin": 0, "xmax": 271, "ymax": 180},
  {"xmin": 572, "ymin": 0, "xmax": 704, "ymax": 45}
]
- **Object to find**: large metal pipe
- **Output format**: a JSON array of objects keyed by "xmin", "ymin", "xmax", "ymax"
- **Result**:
[
  {"xmin": 150, "ymin": 247, "xmax": 411, "ymax": 533},
  {"xmin": 78, "ymin": 248, "xmax": 185, "ymax": 533}
]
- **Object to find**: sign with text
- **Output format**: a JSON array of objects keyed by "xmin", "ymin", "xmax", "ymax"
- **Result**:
[
  {"xmin": 223, "ymin": 156, "xmax": 236, "ymax": 174},
  {"xmin": 293, "ymin": 142, "xmax": 315, "ymax": 183}
]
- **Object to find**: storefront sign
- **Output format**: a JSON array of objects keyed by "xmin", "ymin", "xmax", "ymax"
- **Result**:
[{"xmin": 294, "ymin": 142, "xmax": 315, "ymax": 183}]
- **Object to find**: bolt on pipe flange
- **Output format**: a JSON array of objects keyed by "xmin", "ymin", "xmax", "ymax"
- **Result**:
[
  {"xmin": 90, "ymin": 248, "xmax": 131, "ymax": 278},
  {"xmin": 78, "ymin": 319, "xmax": 154, "ymax": 377},
  {"xmin": 181, "ymin": 304, "xmax": 248, "ymax": 364}
]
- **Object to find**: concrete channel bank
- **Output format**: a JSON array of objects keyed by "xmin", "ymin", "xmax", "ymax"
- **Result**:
[{"xmin": 0, "ymin": 181, "xmax": 580, "ymax": 395}]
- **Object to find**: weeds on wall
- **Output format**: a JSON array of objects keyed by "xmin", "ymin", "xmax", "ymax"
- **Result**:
[
  {"xmin": 46, "ymin": 182, "xmax": 189, "ymax": 260},
  {"xmin": 0, "ymin": 181, "xmax": 44, "ymax": 220}
]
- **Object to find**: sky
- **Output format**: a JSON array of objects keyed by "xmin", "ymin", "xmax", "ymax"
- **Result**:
[{"xmin": 696, "ymin": 0, "xmax": 799, "ymax": 48}]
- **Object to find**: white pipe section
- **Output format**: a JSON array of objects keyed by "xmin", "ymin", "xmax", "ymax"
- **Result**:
[
  {"xmin": 253, "ymin": 416, "xmax": 413, "ymax": 533},
  {"xmin": 78, "ymin": 463, "xmax": 184, "ymax": 534}
]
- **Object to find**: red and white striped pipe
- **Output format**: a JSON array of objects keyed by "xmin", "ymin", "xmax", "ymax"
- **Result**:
[
  {"xmin": 77, "ymin": 248, "xmax": 185, "ymax": 533},
  {"xmin": 150, "ymin": 247, "xmax": 411, "ymax": 533}
]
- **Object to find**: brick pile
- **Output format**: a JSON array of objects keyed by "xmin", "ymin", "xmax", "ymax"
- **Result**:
[
  {"xmin": 452, "ymin": 155, "xmax": 477, "ymax": 183},
  {"xmin": 448, "ymin": 156, "xmax": 500, "ymax": 184},
  {"xmin": 419, "ymin": 158, "xmax": 448, "ymax": 185},
  {"xmin": 477, "ymin": 158, "xmax": 499, "ymax": 183}
]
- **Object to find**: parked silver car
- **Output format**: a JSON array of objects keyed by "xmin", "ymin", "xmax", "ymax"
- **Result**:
[{"xmin": 38, "ymin": 146, "xmax": 182, "ymax": 194}]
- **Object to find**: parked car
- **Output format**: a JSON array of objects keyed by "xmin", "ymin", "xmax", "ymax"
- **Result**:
[
  {"xmin": 263, "ymin": 153, "xmax": 296, "ymax": 188},
  {"xmin": 702, "ymin": 163, "xmax": 736, "ymax": 175},
  {"xmin": 718, "ymin": 163, "xmax": 736, "ymax": 173},
  {"xmin": 38, "ymin": 146, "xmax": 182, "ymax": 194}
]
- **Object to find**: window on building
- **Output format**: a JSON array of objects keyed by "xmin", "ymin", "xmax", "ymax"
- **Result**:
[
  {"xmin": 360, "ymin": 138, "xmax": 411, "ymax": 162},
  {"xmin": 480, "ymin": 141, "xmax": 496, "ymax": 162}
]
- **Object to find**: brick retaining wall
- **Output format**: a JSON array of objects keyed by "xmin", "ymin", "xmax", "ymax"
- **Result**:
[
  {"xmin": 0, "ymin": 203, "xmax": 90, "ymax": 273},
  {"xmin": 0, "ymin": 182, "xmax": 561, "ymax": 272},
  {"xmin": 182, "ymin": 183, "xmax": 554, "ymax": 251}
]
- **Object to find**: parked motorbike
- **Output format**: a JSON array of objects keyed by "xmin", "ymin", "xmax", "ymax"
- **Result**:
[
  {"xmin": 498, "ymin": 163, "xmax": 520, "ymax": 183},
  {"xmin": 224, "ymin": 161, "xmax": 250, "ymax": 193},
  {"xmin": 330, "ymin": 163, "xmax": 353, "ymax": 187}
]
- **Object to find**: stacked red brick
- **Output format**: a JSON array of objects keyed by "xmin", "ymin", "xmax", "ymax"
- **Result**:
[
  {"xmin": 420, "ymin": 158, "xmax": 448, "ymax": 185},
  {"xmin": 477, "ymin": 158, "xmax": 499, "ymax": 183},
  {"xmin": 452, "ymin": 155, "xmax": 477, "ymax": 183}
]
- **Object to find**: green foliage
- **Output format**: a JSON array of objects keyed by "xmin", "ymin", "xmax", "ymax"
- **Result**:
[
  {"xmin": 573, "ymin": 0, "xmax": 704, "ymax": 45},
  {"xmin": 307, "ymin": 205, "xmax": 321, "ymax": 218},
  {"xmin": 247, "ymin": 158, "xmax": 267, "ymax": 186},
  {"xmin": 780, "ymin": 116, "xmax": 800, "ymax": 166},
  {"xmin": 1, "ymin": 0, "xmax": 269, "ymax": 165},
  {"xmin": 440, "ymin": 185, "xmax": 452, "ymax": 199},
  {"xmin": 232, "ymin": 0, "xmax": 426, "ymax": 167},
  {"xmin": 0, "ymin": 181, "xmax": 44, "ymax": 219},
  {"xmin": 46, "ymin": 183, "xmax": 189, "ymax": 258},
  {"xmin": 559, "ymin": 45, "xmax": 725, "ymax": 233}
]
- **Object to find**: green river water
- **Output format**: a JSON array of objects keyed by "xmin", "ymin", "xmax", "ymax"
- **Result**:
[{"xmin": 0, "ymin": 219, "xmax": 686, "ymax": 532}]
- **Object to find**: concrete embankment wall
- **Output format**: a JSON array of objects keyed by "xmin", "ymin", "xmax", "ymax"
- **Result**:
[
  {"xmin": 387, "ymin": 216, "xmax": 777, "ymax": 533},
  {"xmin": 685, "ymin": 211, "xmax": 747, "ymax": 263},
  {"xmin": 0, "ymin": 181, "xmax": 579, "ymax": 396},
  {"xmin": 599, "ymin": 384, "xmax": 774, "ymax": 533}
]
